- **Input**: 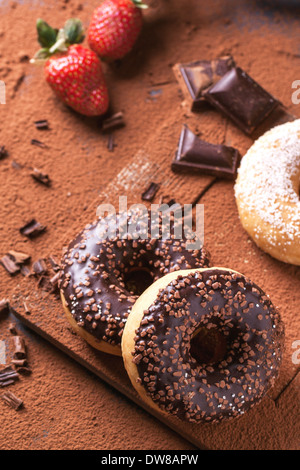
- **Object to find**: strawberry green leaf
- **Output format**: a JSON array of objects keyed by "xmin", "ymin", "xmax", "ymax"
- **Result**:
[
  {"xmin": 64, "ymin": 19, "xmax": 85, "ymax": 45},
  {"xmin": 36, "ymin": 19, "xmax": 58, "ymax": 48}
]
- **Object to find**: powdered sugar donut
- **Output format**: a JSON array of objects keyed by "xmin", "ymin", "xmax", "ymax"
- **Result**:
[{"xmin": 235, "ymin": 119, "xmax": 300, "ymax": 265}]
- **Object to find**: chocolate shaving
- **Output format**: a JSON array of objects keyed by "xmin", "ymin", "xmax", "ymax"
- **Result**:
[
  {"xmin": 0, "ymin": 145, "xmax": 8, "ymax": 160},
  {"xmin": 8, "ymin": 323, "xmax": 18, "ymax": 335},
  {"xmin": 102, "ymin": 112, "xmax": 125, "ymax": 132},
  {"xmin": 48, "ymin": 256, "xmax": 61, "ymax": 272},
  {"xmin": 30, "ymin": 168, "xmax": 51, "ymax": 186},
  {"xmin": 0, "ymin": 298, "xmax": 10, "ymax": 315},
  {"xmin": 8, "ymin": 250, "xmax": 31, "ymax": 265},
  {"xmin": 20, "ymin": 265, "xmax": 31, "ymax": 277},
  {"xmin": 0, "ymin": 367, "xmax": 19, "ymax": 386},
  {"xmin": 1, "ymin": 390, "xmax": 23, "ymax": 410},
  {"xmin": 142, "ymin": 182, "xmax": 160, "ymax": 202},
  {"xmin": 23, "ymin": 302, "xmax": 31, "ymax": 315},
  {"xmin": 31, "ymin": 139, "xmax": 47, "ymax": 149},
  {"xmin": 15, "ymin": 366, "xmax": 32, "ymax": 376},
  {"xmin": 34, "ymin": 119, "xmax": 49, "ymax": 130},
  {"xmin": 20, "ymin": 219, "xmax": 46, "ymax": 238},
  {"xmin": 32, "ymin": 258, "xmax": 47, "ymax": 276},
  {"xmin": 0, "ymin": 255, "xmax": 20, "ymax": 275},
  {"xmin": 11, "ymin": 359, "xmax": 27, "ymax": 367},
  {"xmin": 50, "ymin": 272, "xmax": 61, "ymax": 289},
  {"xmin": 37, "ymin": 275, "xmax": 53, "ymax": 292},
  {"xmin": 107, "ymin": 134, "xmax": 116, "ymax": 152},
  {"xmin": 12, "ymin": 336, "xmax": 26, "ymax": 360}
]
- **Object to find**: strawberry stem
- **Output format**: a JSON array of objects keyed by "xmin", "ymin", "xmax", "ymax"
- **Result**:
[
  {"xmin": 132, "ymin": 0, "xmax": 148, "ymax": 9},
  {"xmin": 31, "ymin": 18, "xmax": 85, "ymax": 64}
]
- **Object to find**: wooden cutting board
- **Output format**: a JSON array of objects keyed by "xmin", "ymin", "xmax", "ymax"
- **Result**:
[{"xmin": 10, "ymin": 105, "xmax": 300, "ymax": 450}]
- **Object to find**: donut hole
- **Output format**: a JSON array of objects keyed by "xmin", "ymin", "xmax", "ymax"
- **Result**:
[
  {"xmin": 124, "ymin": 268, "xmax": 154, "ymax": 296},
  {"xmin": 190, "ymin": 327, "xmax": 227, "ymax": 365}
]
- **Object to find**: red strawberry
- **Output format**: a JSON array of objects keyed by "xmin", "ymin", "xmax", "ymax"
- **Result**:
[
  {"xmin": 88, "ymin": 0, "xmax": 147, "ymax": 61},
  {"xmin": 31, "ymin": 19, "xmax": 109, "ymax": 116},
  {"xmin": 45, "ymin": 45, "xmax": 109, "ymax": 116}
]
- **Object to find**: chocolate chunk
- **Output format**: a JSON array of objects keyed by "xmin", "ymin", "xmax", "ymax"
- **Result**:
[
  {"xmin": 171, "ymin": 125, "xmax": 241, "ymax": 179},
  {"xmin": 20, "ymin": 219, "xmax": 46, "ymax": 238},
  {"xmin": 1, "ymin": 390, "xmax": 23, "ymax": 410},
  {"xmin": 30, "ymin": 168, "xmax": 51, "ymax": 186},
  {"xmin": 142, "ymin": 182, "xmax": 160, "ymax": 202},
  {"xmin": 107, "ymin": 134, "xmax": 116, "ymax": 152},
  {"xmin": 34, "ymin": 119, "xmax": 49, "ymax": 130},
  {"xmin": 173, "ymin": 56, "xmax": 235, "ymax": 110},
  {"xmin": 102, "ymin": 112, "xmax": 125, "ymax": 132},
  {"xmin": 0, "ymin": 255, "xmax": 20, "ymax": 275},
  {"xmin": 203, "ymin": 67, "xmax": 280, "ymax": 135}
]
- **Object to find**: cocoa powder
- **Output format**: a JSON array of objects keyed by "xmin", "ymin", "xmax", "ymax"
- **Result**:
[{"xmin": 0, "ymin": 0, "xmax": 299, "ymax": 450}]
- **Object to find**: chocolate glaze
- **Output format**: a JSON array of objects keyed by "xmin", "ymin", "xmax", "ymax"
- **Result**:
[
  {"xmin": 60, "ymin": 210, "xmax": 210, "ymax": 347},
  {"xmin": 132, "ymin": 269, "xmax": 284, "ymax": 423}
]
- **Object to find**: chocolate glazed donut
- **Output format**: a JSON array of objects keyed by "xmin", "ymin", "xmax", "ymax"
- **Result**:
[
  {"xmin": 60, "ymin": 210, "xmax": 210, "ymax": 356},
  {"xmin": 122, "ymin": 268, "xmax": 284, "ymax": 423}
]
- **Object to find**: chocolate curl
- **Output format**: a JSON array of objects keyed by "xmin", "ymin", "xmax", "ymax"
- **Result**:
[
  {"xmin": 20, "ymin": 219, "xmax": 47, "ymax": 238},
  {"xmin": 102, "ymin": 112, "xmax": 125, "ymax": 132},
  {"xmin": 30, "ymin": 168, "xmax": 51, "ymax": 185},
  {"xmin": 0, "ymin": 367, "xmax": 19, "ymax": 386},
  {"xmin": 1, "ymin": 391, "xmax": 23, "ymax": 410},
  {"xmin": 0, "ymin": 255, "xmax": 20, "ymax": 275},
  {"xmin": 12, "ymin": 336, "xmax": 26, "ymax": 359}
]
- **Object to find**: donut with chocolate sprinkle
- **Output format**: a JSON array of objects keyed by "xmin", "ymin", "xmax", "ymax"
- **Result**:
[
  {"xmin": 122, "ymin": 267, "xmax": 284, "ymax": 423},
  {"xmin": 60, "ymin": 209, "xmax": 210, "ymax": 355}
]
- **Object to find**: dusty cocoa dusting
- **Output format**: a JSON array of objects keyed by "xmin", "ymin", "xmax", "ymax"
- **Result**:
[{"xmin": 0, "ymin": 0, "xmax": 300, "ymax": 450}]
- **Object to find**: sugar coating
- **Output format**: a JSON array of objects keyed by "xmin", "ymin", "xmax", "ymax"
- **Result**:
[{"xmin": 234, "ymin": 119, "xmax": 300, "ymax": 249}]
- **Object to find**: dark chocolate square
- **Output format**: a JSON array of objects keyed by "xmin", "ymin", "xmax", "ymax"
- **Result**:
[
  {"xmin": 203, "ymin": 67, "xmax": 280, "ymax": 135},
  {"xmin": 174, "ymin": 56, "xmax": 235, "ymax": 111},
  {"xmin": 172, "ymin": 125, "xmax": 241, "ymax": 179}
]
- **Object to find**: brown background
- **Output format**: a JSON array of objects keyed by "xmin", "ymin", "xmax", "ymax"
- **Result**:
[{"xmin": 0, "ymin": 0, "xmax": 299, "ymax": 450}]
